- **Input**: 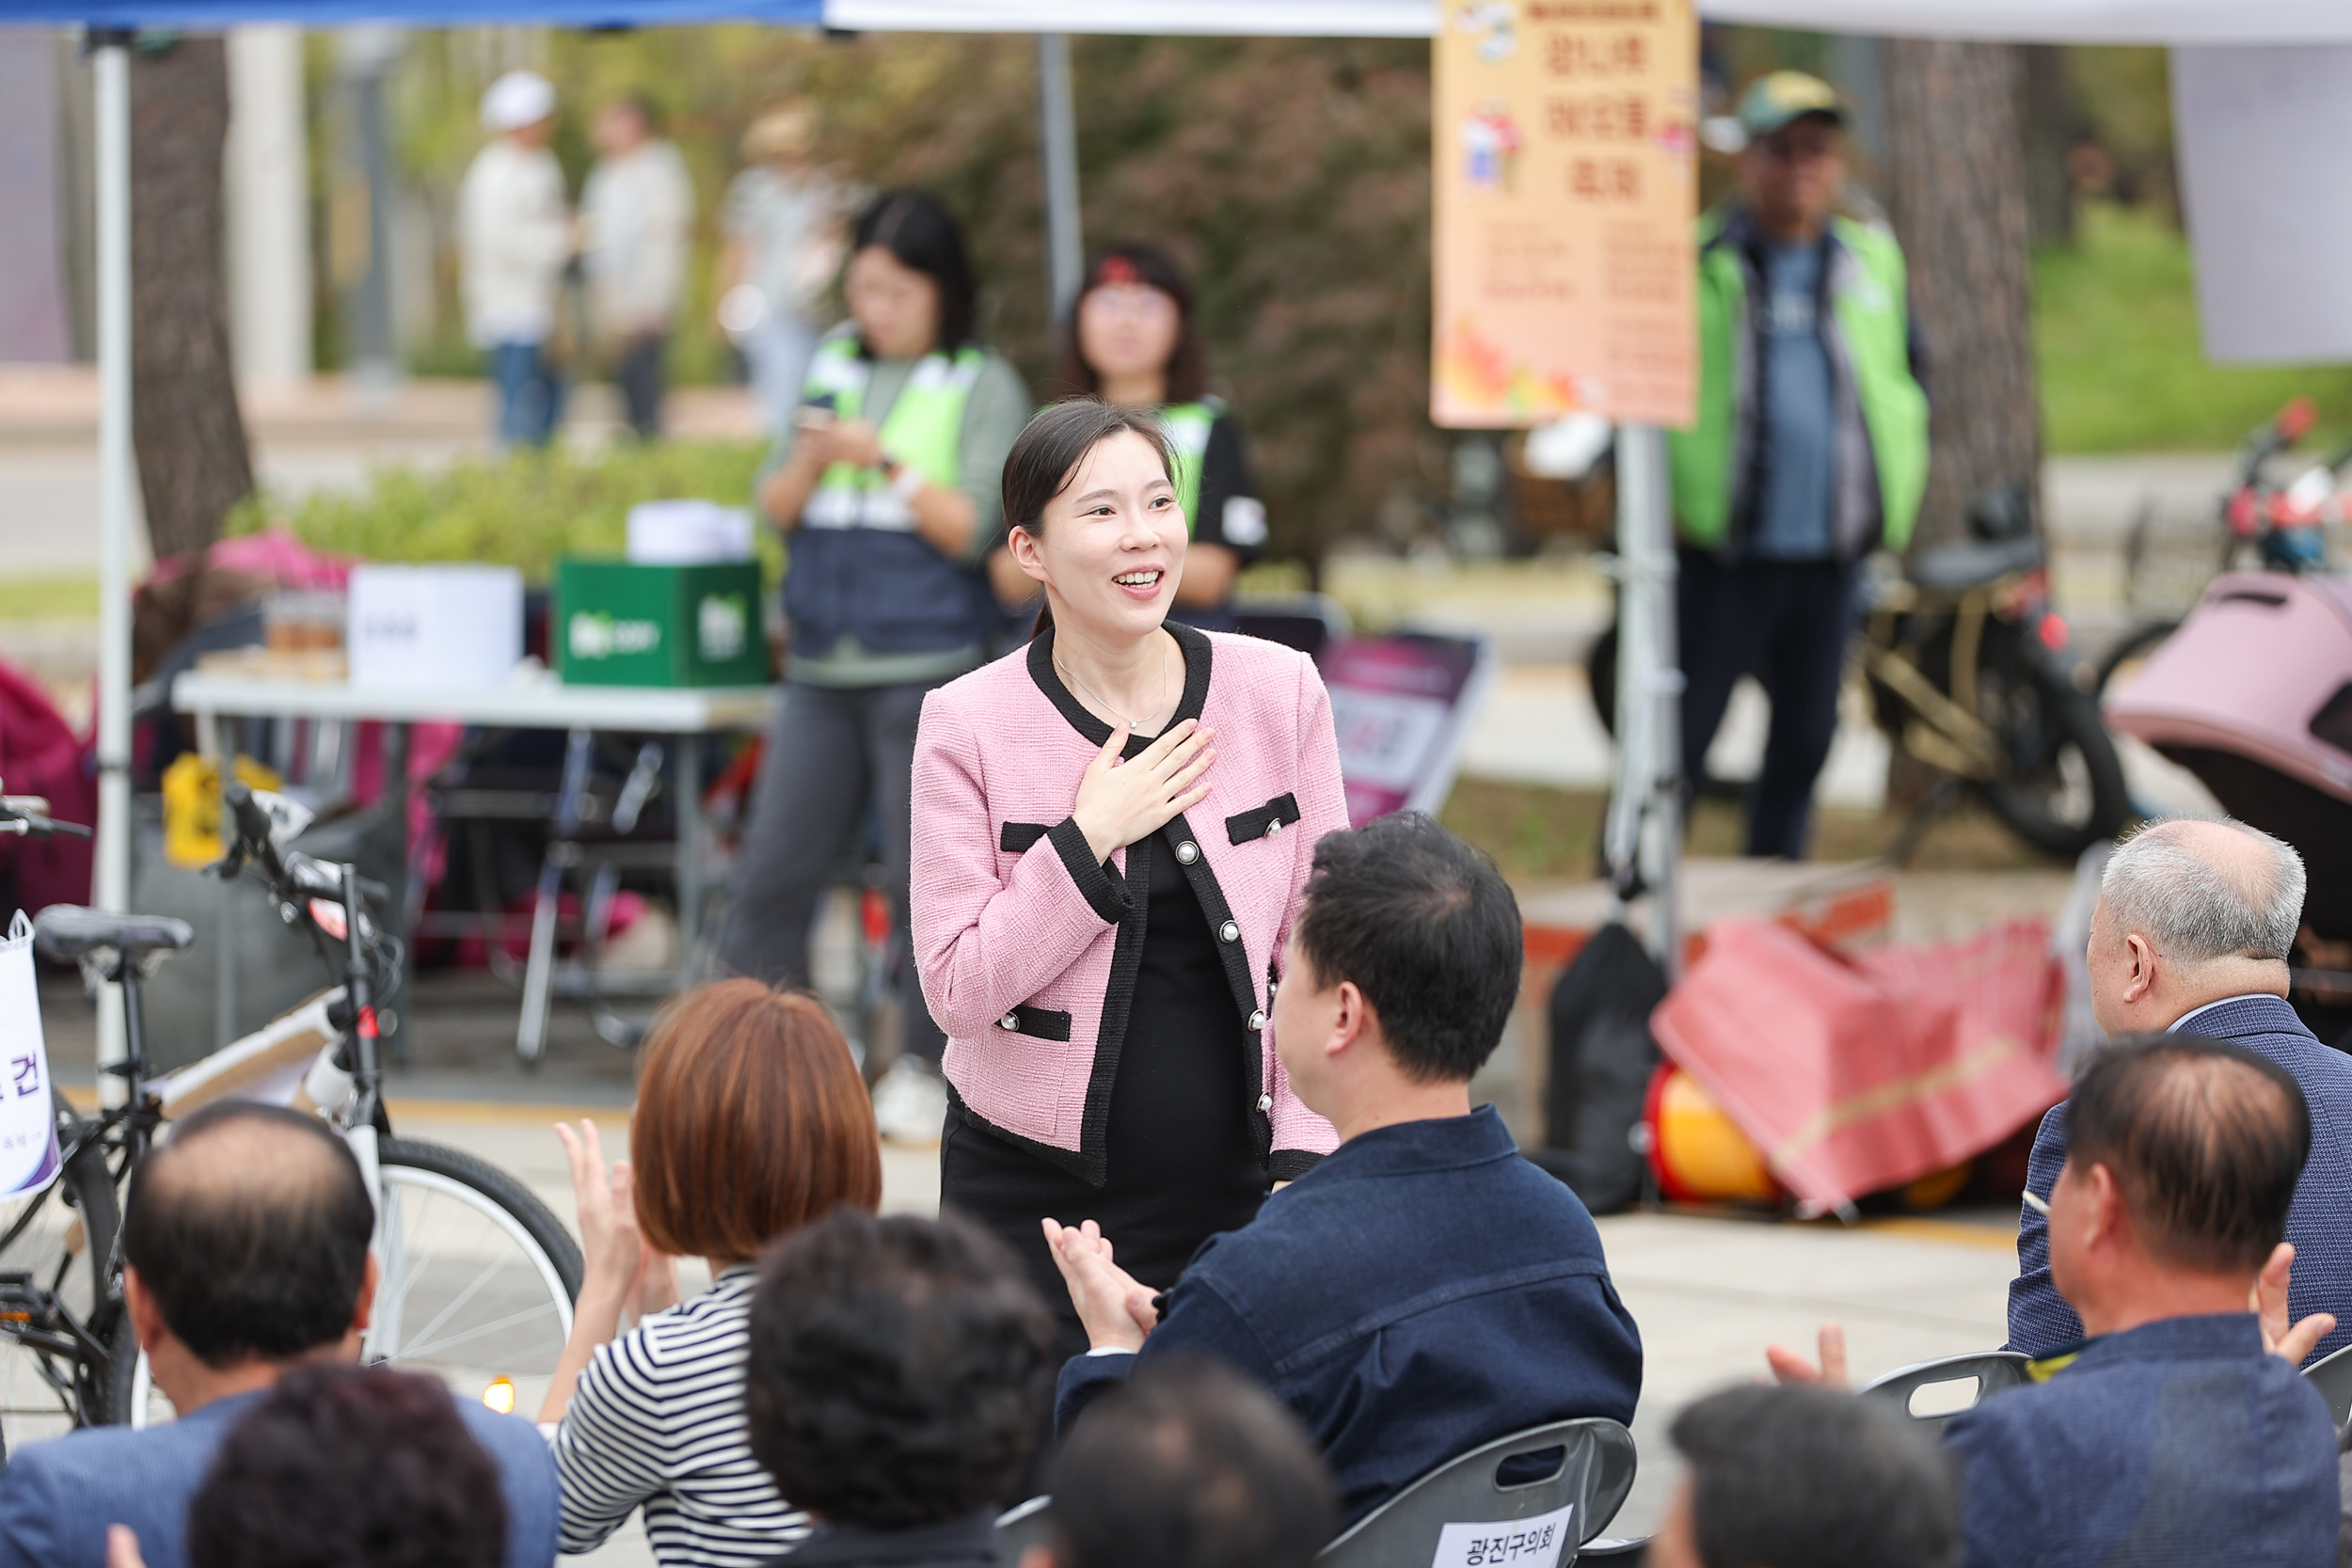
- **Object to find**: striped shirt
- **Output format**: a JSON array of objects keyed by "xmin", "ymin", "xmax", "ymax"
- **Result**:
[{"xmin": 549, "ymin": 1267, "xmax": 810, "ymax": 1567}]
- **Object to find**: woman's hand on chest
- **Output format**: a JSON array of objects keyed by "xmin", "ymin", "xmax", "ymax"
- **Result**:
[{"xmin": 1073, "ymin": 719, "xmax": 1216, "ymax": 864}]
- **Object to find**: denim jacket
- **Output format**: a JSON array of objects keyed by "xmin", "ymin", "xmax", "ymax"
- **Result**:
[
  {"xmin": 1947, "ymin": 1313, "xmax": 2337, "ymax": 1568},
  {"xmin": 1055, "ymin": 1107, "xmax": 1644, "ymax": 1526}
]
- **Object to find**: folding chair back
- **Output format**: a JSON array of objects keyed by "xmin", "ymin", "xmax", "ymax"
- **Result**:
[
  {"xmin": 2301, "ymin": 1339, "xmax": 2352, "ymax": 1427},
  {"xmin": 994, "ymin": 1495, "xmax": 1054, "ymax": 1564},
  {"xmin": 1858, "ymin": 1350, "xmax": 2033, "ymax": 1433},
  {"xmin": 1315, "ymin": 1418, "xmax": 1637, "ymax": 1568}
]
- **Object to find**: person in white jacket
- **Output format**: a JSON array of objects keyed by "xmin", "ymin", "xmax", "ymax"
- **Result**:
[
  {"xmin": 460, "ymin": 71, "xmax": 572, "ymax": 448},
  {"xmin": 582, "ymin": 98, "xmax": 693, "ymax": 439}
]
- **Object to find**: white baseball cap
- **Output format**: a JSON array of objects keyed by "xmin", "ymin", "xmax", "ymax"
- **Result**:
[{"xmin": 481, "ymin": 71, "xmax": 556, "ymax": 134}]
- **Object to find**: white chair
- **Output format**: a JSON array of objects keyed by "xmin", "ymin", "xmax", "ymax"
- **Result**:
[
  {"xmin": 1858, "ymin": 1350, "xmax": 2033, "ymax": 1433},
  {"xmin": 1315, "ymin": 1418, "xmax": 1637, "ymax": 1568},
  {"xmin": 2300, "ymin": 1339, "xmax": 2352, "ymax": 1427}
]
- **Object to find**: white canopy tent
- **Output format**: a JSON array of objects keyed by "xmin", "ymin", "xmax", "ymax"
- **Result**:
[{"xmin": 2, "ymin": 0, "xmax": 2340, "ymax": 1055}]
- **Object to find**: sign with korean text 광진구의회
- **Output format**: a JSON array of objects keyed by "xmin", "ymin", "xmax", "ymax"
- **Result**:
[{"xmin": 1431, "ymin": 0, "xmax": 1697, "ymax": 429}]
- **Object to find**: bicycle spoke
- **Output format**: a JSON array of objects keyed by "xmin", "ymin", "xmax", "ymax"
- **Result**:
[
  {"xmin": 393, "ymin": 1299, "xmax": 567, "ymax": 1365},
  {"xmin": 387, "ymin": 1243, "xmax": 516, "ymax": 1362},
  {"xmin": 381, "ymin": 1190, "xmax": 469, "ymax": 1323}
]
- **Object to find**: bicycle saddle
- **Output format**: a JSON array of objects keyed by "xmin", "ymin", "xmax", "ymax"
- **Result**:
[
  {"xmin": 33, "ymin": 906, "xmax": 195, "ymax": 963},
  {"xmin": 1909, "ymin": 535, "xmax": 2044, "ymax": 594}
]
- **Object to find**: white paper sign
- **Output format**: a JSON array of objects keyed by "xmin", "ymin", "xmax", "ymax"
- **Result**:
[
  {"xmin": 2172, "ymin": 45, "xmax": 2352, "ymax": 364},
  {"xmin": 1430, "ymin": 1502, "xmax": 1575, "ymax": 1568},
  {"xmin": 0, "ymin": 911, "xmax": 59, "ymax": 1196}
]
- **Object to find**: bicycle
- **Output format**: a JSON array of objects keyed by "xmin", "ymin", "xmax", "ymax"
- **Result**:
[{"xmin": 0, "ymin": 784, "xmax": 583, "ymax": 1456}]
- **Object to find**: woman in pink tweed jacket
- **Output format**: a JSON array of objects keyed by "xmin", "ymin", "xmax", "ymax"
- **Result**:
[{"xmin": 911, "ymin": 400, "xmax": 1343, "ymax": 1337}]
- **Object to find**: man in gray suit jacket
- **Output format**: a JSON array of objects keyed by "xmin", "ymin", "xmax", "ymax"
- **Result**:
[
  {"xmin": 2009, "ymin": 816, "xmax": 2352, "ymax": 1365},
  {"xmin": 0, "ymin": 1101, "xmax": 559, "ymax": 1568}
]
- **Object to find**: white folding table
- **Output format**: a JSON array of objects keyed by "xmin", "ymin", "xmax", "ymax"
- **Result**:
[{"xmin": 170, "ymin": 670, "xmax": 776, "ymax": 1062}]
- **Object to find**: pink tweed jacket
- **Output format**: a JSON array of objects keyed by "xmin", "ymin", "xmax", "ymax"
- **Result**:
[{"xmin": 911, "ymin": 622, "xmax": 1345, "ymax": 1185}]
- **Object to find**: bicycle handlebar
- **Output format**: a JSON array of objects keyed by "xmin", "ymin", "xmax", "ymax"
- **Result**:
[{"xmin": 0, "ymin": 796, "xmax": 90, "ymax": 841}]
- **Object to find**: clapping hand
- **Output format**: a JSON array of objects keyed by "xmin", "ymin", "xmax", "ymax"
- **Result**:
[
  {"xmin": 554, "ymin": 1120, "xmax": 676, "ymax": 1321},
  {"xmin": 2252, "ymin": 1242, "xmax": 2335, "ymax": 1365},
  {"xmin": 1765, "ymin": 1322, "xmax": 1851, "ymax": 1389},
  {"xmin": 1043, "ymin": 1217, "xmax": 1160, "ymax": 1353},
  {"xmin": 1072, "ymin": 721, "xmax": 1216, "ymax": 864}
]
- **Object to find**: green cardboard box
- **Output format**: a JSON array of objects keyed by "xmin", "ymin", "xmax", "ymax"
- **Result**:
[{"xmin": 555, "ymin": 559, "xmax": 768, "ymax": 688}]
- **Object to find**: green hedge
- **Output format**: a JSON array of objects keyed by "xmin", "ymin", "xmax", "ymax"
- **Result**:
[{"xmin": 228, "ymin": 440, "xmax": 782, "ymax": 586}]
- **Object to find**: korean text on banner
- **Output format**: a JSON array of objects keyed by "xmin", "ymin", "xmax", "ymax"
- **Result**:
[
  {"xmin": 1432, "ymin": 0, "xmax": 1698, "ymax": 429},
  {"xmin": 0, "ymin": 912, "xmax": 59, "ymax": 1197}
]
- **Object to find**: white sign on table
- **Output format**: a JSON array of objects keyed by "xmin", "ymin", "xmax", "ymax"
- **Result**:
[
  {"xmin": 0, "ymin": 911, "xmax": 59, "ymax": 1196},
  {"xmin": 1430, "ymin": 1501, "xmax": 1576, "ymax": 1568}
]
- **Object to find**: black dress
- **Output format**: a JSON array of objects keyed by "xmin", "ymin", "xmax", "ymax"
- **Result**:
[{"xmin": 941, "ymin": 822, "xmax": 1269, "ymax": 1358}]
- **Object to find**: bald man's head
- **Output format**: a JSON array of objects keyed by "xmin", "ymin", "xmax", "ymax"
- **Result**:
[
  {"xmin": 2099, "ymin": 817, "xmax": 2304, "ymax": 970},
  {"xmin": 122, "ymin": 1102, "xmax": 373, "ymax": 1369}
]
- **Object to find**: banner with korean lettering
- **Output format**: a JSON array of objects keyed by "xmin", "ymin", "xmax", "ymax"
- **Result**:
[
  {"xmin": 1431, "ymin": 0, "xmax": 1698, "ymax": 428},
  {"xmin": 0, "ymin": 912, "xmax": 58, "ymax": 1197}
]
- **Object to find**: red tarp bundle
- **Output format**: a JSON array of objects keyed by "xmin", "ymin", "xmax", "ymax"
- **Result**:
[{"xmin": 1651, "ymin": 918, "xmax": 2067, "ymax": 1212}]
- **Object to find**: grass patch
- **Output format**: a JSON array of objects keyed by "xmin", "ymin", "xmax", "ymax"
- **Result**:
[
  {"xmin": 1441, "ymin": 777, "xmax": 2058, "ymax": 883},
  {"xmin": 2036, "ymin": 203, "xmax": 2352, "ymax": 453},
  {"xmin": 0, "ymin": 575, "xmax": 99, "ymax": 621}
]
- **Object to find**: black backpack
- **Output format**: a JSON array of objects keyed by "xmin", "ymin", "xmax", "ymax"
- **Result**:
[{"xmin": 1525, "ymin": 921, "xmax": 1666, "ymax": 1214}]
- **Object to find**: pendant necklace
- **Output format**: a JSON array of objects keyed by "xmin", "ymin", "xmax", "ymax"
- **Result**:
[{"xmin": 1057, "ymin": 638, "xmax": 1172, "ymax": 735}]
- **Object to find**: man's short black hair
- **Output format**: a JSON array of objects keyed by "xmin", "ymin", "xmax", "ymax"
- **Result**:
[
  {"xmin": 746, "ymin": 1208, "xmax": 1053, "ymax": 1529},
  {"xmin": 1670, "ymin": 1385, "xmax": 1959, "ymax": 1568},
  {"xmin": 187, "ymin": 1364, "xmax": 504, "ymax": 1568},
  {"xmin": 2067, "ymin": 1033, "xmax": 2309, "ymax": 1274},
  {"xmin": 1048, "ymin": 1355, "xmax": 1336, "ymax": 1568},
  {"xmin": 121, "ymin": 1101, "xmax": 374, "ymax": 1368},
  {"xmin": 1293, "ymin": 812, "xmax": 1521, "ymax": 1083}
]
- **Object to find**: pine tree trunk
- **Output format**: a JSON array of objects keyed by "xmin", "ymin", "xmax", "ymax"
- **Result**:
[
  {"xmin": 131, "ymin": 36, "xmax": 254, "ymax": 562},
  {"xmin": 1883, "ymin": 40, "xmax": 2041, "ymax": 551}
]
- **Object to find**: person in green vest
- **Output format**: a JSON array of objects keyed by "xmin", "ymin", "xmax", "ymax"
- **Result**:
[
  {"xmin": 988, "ymin": 244, "xmax": 1267, "ymax": 632},
  {"xmin": 1666, "ymin": 71, "xmax": 1929, "ymax": 859},
  {"xmin": 730, "ymin": 189, "xmax": 1031, "ymax": 1143}
]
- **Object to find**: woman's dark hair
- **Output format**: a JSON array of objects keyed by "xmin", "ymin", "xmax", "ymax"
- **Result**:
[
  {"xmin": 632, "ymin": 979, "xmax": 882, "ymax": 1264},
  {"xmin": 1052, "ymin": 241, "xmax": 1208, "ymax": 404},
  {"xmin": 2067, "ymin": 1033, "xmax": 2309, "ymax": 1274},
  {"xmin": 1670, "ymin": 1384, "xmax": 1960, "ymax": 1568},
  {"xmin": 746, "ymin": 1209, "xmax": 1054, "ymax": 1529},
  {"xmin": 122, "ymin": 1101, "xmax": 375, "ymax": 1368},
  {"xmin": 1001, "ymin": 399, "xmax": 1177, "ymax": 640},
  {"xmin": 1045, "ymin": 1355, "xmax": 1336, "ymax": 1568},
  {"xmin": 187, "ymin": 1364, "xmax": 505, "ymax": 1568},
  {"xmin": 1294, "ymin": 812, "xmax": 1523, "ymax": 1084},
  {"xmin": 850, "ymin": 189, "xmax": 977, "ymax": 355}
]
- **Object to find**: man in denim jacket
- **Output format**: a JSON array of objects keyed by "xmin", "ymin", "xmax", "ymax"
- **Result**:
[{"xmin": 1045, "ymin": 814, "xmax": 1643, "ymax": 1528}]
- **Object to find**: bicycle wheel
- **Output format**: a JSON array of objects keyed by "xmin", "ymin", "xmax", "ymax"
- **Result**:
[
  {"xmin": 125, "ymin": 1138, "xmax": 581, "ymax": 1429},
  {"xmin": 0, "ymin": 1093, "xmax": 124, "ymax": 1452},
  {"xmin": 369, "ymin": 1139, "xmax": 582, "ymax": 1417},
  {"xmin": 1977, "ymin": 630, "xmax": 2133, "ymax": 858}
]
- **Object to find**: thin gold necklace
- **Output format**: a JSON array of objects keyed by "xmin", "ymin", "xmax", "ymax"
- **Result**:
[{"xmin": 1057, "ymin": 637, "xmax": 1172, "ymax": 734}]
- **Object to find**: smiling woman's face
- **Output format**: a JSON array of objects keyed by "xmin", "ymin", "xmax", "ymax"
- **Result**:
[{"xmin": 1009, "ymin": 429, "xmax": 1187, "ymax": 647}]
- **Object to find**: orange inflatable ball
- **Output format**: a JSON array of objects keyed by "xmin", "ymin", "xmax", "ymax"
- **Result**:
[{"xmin": 1640, "ymin": 1064, "xmax": 1782, "ymax": 1205}]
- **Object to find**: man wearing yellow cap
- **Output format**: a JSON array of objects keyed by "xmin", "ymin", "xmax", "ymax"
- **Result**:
[{"xmin": 1667, "ymin": 71, "xmax": 1930, "ymax": 859}]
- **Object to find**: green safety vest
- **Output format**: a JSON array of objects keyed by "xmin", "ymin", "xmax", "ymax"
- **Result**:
[
  {"xmin": 1666, "ymin": 211, "xmax": 1930, "ymax": 556},
  {"xmin": 1158, "ymin": 396, "xmax": 1223, "ymax": 539},
  {"xmin": 800, "ymin": 334, "xmax": 986, "ymax": 531}
]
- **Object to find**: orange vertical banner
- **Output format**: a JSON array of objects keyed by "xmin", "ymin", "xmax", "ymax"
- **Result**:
[{"xmin": 1431, "ymin": 0, "xmax": 1699, "ymax": 429}]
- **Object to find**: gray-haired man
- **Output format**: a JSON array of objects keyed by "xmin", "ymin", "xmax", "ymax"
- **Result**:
[{"xmin": 2008, "ymin": 816, "xmax": 2352, "ymax": 1362}]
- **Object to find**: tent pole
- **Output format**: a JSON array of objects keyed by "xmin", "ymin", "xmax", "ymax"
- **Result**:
[
  {"xmin": 1604, "ymin": 425, "xmax": 1682, "ymax": 977},
  {"xmin": 1036, "ymin": 32, "xmax": 1082, "ymax": 315},
  {"xmin": 93, "ymin": 35, "xmax": 133, "ymax": 1099}
]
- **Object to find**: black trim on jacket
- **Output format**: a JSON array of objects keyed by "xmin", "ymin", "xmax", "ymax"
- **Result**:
[
  {"xmin": 1225, "ymin": 793, "xmax": 1301, "ymax": 845},
  {"xmin": 978, "ymin": 622, "xmax": 1303, "ymax": 1185}
]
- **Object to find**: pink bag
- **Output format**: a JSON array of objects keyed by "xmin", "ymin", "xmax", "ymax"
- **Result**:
[{"xmin": 1650, "ymin": 918, "xmax": 2066, "ymax": 1212}]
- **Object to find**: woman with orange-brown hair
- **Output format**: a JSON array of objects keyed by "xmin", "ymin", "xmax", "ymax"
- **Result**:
[{"xmin": 539, "ymin": 979, "xmax": 882, "ymax": 1568}]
